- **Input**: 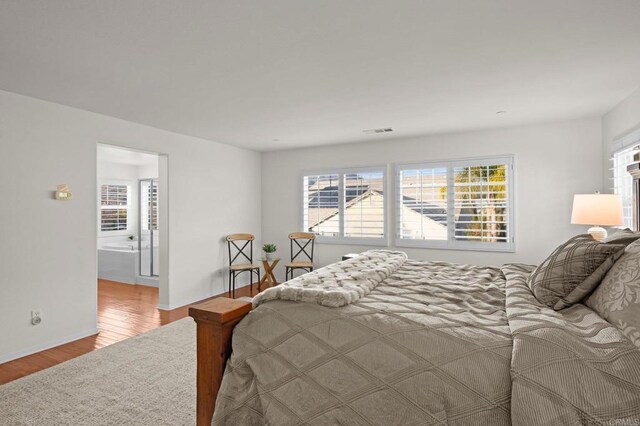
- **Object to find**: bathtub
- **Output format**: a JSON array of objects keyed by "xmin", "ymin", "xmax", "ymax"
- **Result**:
[
  {"xmin": 101, "ymin": 242, "xmax": 137, "ymax": 251},
  {"xmin": 101, "ymin": 242, "xmax": 153, "ymax": 251},
  {"xmin": 98, "ymin": 243, "xmax": 159, "ymax": 286}
]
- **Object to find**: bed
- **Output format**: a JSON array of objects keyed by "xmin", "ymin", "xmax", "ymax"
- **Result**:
[{"xmin": 189, "ymin": 249, "xmax": 640, "ymax": 426}]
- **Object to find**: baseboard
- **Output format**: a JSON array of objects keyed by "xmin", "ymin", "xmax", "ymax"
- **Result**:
[
  {"xmin": 135, "ymin": 275, "xmax": 159, "ymax": 287},
  {"xmin": 157, "ymin": 282, "xmax": 254, "ymax": 311},
  {"xmin": 0, "ymin": 327, "xmax": 100, "ymax": 365}
]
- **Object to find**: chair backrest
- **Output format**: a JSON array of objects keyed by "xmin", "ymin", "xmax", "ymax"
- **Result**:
[
  {"xmin": 289, "ymin": 232, "xmax": 315, "ymax": 263},
  {"xmin": 226, "ymin": 233, "xmax": 254, "ymax": 266}
]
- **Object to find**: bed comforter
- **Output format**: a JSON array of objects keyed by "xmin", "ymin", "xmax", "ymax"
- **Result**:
[{"xmin": 212, "ymin": 254, "xmax": 640, "ymax": 425}]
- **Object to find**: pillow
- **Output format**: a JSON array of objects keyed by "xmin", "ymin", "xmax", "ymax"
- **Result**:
[
  {"xmin": 603, "ymin": 228, "xmax": 640, "ymax": 246},
  {"xmin": 527, "ymin": 234, "xmax": 625, "ymax": 310},
  {"xmin": 586, "ymin": 239, "xmax": 640, "ymax": 348}
]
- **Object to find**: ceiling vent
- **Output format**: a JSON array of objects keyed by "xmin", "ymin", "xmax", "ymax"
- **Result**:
[{"xmin": 363, "ymin": 127, "xmax": 393, "ymax": 135}]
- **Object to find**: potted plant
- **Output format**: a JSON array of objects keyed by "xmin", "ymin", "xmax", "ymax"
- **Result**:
[{"xmin": 262, "ymin": 243, "xmax": 277, "ymax": 261}]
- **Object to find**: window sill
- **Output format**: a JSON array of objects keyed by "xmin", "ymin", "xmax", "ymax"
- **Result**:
[
  {"xmin": 315, "ymin": 237, "xmax": 390, "ymax": 247},
  {"xmin": 395, "ymin": 239, "xmax": 515, "ymax": 253}
]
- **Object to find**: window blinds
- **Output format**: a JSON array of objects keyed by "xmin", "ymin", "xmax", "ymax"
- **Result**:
[
  {"xmin": 100, "ymin": 184, "xmax": 129, "ymax": 232},
  {"xmin": 453, "ymin": 164, "xmax": 510, "ymax": 243},
  {"xmin": 141, "ymin": 182, "xmax": 159, "ymax": 231},
  {"xmin": 611, "ymin": 146, "xmax": 636, "ymax": 229},
  {"xmin": 397, "ymin": 157, "xmax": 514, "ymax": 250},
  {"xmin": 303, "ymin": 174, "xmax": 340, "ymax": 237},
  {"xmin": 302, "ymin": 169, "xmax": 386, "ymax": 241},
  {"xmin": 398, "ymin": 167, "xmax": 448, "ymax": 241},
  {"xmin": 343, "ymin": 171, "xmax": 385, "ymax": 238}
]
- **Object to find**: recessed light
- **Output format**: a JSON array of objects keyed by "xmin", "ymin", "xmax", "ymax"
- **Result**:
[{"xmin": 496, "ymin": 111, "xmax": 507, "ymax": 115}]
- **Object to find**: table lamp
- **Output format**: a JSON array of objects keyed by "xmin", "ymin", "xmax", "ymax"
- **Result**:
[{"xmin": 571, "ymin": 193, "xmax": 624, "ymax": 241}]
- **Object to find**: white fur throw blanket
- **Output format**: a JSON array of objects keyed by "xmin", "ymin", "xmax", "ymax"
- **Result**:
[{"xmin": 252, "ymin": 250, "xmax": 408, "ymax": 308}]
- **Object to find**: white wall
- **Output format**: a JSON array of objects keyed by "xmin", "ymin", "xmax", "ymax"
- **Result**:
[
  {"xmin": 262, "ymin": 117, "xmax": 603, "ymax": 278},
  {"xmin": 138, "ymin": 162, "xmax": 159, "ymax": 180},
  {"xmin": 602, "ymin": 87, "xmax": 640, "ymax": 188},
  {"xmin": 0, "ymin": 90, "xmax": 261, "ymax": 363}
]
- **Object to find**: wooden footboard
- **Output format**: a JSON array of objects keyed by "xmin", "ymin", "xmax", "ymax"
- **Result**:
[{"xmin": 189, "ymin": 298, "xmax": 252, "ymax": 426}]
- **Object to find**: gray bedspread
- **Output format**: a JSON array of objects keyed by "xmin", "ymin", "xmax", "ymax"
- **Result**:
[
  {"xmin": 212, "ymin": 256, "xmax": 640, "ymax": 425},
  {"xmin": 213, "ymin": 260, "xmax": 513, "ymax": 425},
  {"xmin": 502, "ymin": 264, "xmax": 640, "ymax": 426}
]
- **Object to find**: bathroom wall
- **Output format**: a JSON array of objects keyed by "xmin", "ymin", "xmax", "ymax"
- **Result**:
[{"xmin": 138, "ymin": 163, "xmax": 159, "ymax": 179}]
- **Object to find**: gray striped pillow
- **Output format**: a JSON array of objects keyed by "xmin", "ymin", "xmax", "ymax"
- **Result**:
[{"xmin": 527, "ymin": 234, "xmax": 625, "ymax": 309}]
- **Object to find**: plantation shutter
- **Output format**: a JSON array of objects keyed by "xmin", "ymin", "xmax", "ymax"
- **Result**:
[
  {"xmin": 100, "ymin": 184, "xmax": 129, "ymax": 231},
  {"xmin": 398, "ymin": 167, "xmax": 448, "ymax": 241},
  {"xmin": 611, "ymin": 146, "xmax": 636, "ymax": 229},
  {"xmin": 141, "ymin": 182, "xmax": 159, "ymax": 231},
  {"xmin": 302, "ymin": 168, "xmax": 387, "ymax": 241},
  {"xmin": 397, "ymin": 156, "xmax": 514, "ymax": 250},
  {"xmin": 611, "ymin": 128, "xmax": 640, "ymax": 230},
  {"xmin": 303, "ymin": 174, "xmax": 340, "ymax": 237},
  {"xmin": 343, "ymin": 171, "xmax": 385, "ymax": 238},
  {"xmin": 453, "ymin": 161, "xmax": 510, "ymax": 243}
]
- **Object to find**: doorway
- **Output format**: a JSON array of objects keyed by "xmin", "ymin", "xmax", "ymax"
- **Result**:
[{"xmin": 96, "ymin": 143, "xmax": 168, "ymax": 313}]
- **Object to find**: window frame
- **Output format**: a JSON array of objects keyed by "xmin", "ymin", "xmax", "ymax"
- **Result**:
[
  {"xmin": 611, "ymin": 128, "xmax": 640, "ymax": 231},
  {"xmin": 300, "ymin": 165, "xmax": 389, "ymax": 246},
  {"xmin": 611, "ymin": 145, "xmax": 636, "ymax": 230},
  {"xmin": 98, "ymin": 179, "xmax": 133, "ymax": 236},
  {"xmin": 395, "ymin": 155, "xmax": 515, "ymax": 252}
]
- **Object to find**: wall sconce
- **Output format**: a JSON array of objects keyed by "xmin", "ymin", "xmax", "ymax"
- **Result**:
[{"xmin": 54, "ymin": 184, "xmax": 72, "ymax": 201}]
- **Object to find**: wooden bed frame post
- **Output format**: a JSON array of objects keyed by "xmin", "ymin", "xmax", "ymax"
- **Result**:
[{"xmin": 189, "ymin": 298, "xmax": 252, "ymax": 426}]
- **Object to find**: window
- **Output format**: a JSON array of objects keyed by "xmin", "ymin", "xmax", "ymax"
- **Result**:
[
  {"xmin": 397, "ymin": 166, "xmax": 448, "ymax": 241},
  {"xmin": 100, "ymin": 184, "xmax": 130, "ymax": 232},
  {"xmin": 397, "ymin": 156, "xmax": 514, "ymax": 251},
  {"xmin": 303, "ymin": 174, "xmax": 340, "ymax": 237},
  {"xmin": 612, "ymin": 145, "xmax": 636, "ymax": 229},
  {"xmin": 302, "ymin": 168, "xmax": 386, "ymax": 243},
  {"xmin": 140, "ymin": 180, "xmax": 158, "ymax": 231}
]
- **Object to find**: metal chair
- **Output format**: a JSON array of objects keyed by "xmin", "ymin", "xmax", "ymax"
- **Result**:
[
  {"xmin": 285, "ymin": 232, "xmax": 315, "ymax": 281},
  {"xmin": 226, "ymin": 234, "xmax": 260, "ymax": 298}
]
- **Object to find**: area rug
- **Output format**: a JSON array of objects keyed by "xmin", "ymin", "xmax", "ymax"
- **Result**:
[{"xmin": 0, "ymin": 318, "xmax": 196, "ymax": 425}]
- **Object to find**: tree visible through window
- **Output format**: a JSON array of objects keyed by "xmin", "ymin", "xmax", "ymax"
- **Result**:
[
  {"xmin": 452, "ymin": 164, "xmax": 509, "ymax": 243},
  {"xmin": 100, "ymin": 184, "xmax": 129, "ymax": 232},
  {"xmin": 398, "ymin": 157, "xmax": 513, "ymax": 250}
]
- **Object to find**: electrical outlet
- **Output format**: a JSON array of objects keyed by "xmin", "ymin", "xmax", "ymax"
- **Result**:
[{"xmin": 31, "ymin": 310, "xmax": 42, "ymax": 326}]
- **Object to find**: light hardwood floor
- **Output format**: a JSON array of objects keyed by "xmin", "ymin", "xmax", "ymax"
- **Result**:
[{"xmin": 0, "ymin": 279, "xmax": 258, "ymax": 385}]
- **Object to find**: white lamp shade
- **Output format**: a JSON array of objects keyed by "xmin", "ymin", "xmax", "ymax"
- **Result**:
[{"xmin": 571, "ymin": 194, "xmax": 624, "ymax": 226}]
